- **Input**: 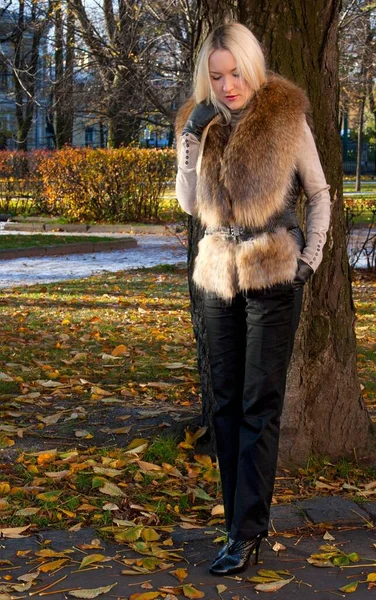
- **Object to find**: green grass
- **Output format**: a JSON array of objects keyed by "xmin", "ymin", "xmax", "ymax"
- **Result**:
[
  {"xmin": 0, "ymin": 234, "xmax": 127, "ymax": 250},
  {"xmin": 144, "ymin": 435, "xmax": 180, "ymax": 465}
]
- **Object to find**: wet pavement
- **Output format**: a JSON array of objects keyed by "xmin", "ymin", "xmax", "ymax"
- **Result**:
[
  {"xmin": 1, "ymin": 504, "xmax": 375, "ymax": 599},
  {"xmin": 0, "ymin": 233, "xmax": 187, "ymax": 289}
]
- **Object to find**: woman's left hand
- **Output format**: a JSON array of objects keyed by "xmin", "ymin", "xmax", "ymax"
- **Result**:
[{"xmin": 292, "ymin": 259, "xmax": 314, "ymax": 289}]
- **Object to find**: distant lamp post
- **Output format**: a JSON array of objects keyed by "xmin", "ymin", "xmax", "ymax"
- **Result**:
[{"xmin": 144, "ymin": 128, "xmax": 151, "ymax": 148}]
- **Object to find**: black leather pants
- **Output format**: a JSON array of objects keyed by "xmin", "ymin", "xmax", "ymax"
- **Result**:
[{"xmin": 204, "ymin": 282, "xmax": 303, "ymax": 541}]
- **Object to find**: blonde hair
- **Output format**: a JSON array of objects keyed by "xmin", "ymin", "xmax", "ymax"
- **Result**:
[{"xmin": 194, "ymin": 23, "xmax": 267, "ymax": 123}]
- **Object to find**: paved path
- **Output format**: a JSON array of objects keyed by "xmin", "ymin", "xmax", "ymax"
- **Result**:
[
  {"xmin": 1, "ymin": 499, "xmax": 375, "ymax": 599},
  {"xmin": 0, "ymin": 233, "xmax": 187, "ymax": 289}
]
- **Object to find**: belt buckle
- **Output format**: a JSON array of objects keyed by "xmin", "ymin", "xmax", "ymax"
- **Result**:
[{"xmin": 230, "ymin": 225, "xmax": 242, "ymax": 237}]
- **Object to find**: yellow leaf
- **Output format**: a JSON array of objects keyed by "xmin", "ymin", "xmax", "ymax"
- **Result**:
[
  {"xmin": 36, "ymin": 491, "xmax": 62, "ymax": 502},
  {"xmin": 194, "ymin": 454, "xmax": 212, "ymax": 468},
  {"xmin": 203, "ymin": 468, "xmax": 220, "ymax": 483},
  {"xmin": 90, "ymin": 386, "xmax": 111, "ymax": 397},
  {"xmin": 79, "ymin": 554, "xmax": 108, "ymax": 569},
  {"xmin": 182, "ymin": 584, "xmax": 205, "ymax": 598},
  {"xmin": 366, "ymin": 573, "xmax": 376, "ymax": 582},
  {"xmin": 169, "ymin": 568, "xmax": 188, "ymax": 583},
  {"xmin": 0, "ymin": 482, "xmax": 10, "ymax": 495},
  {"xmin": 141, "ymin": 528, "xmax": 160, "ymax": 542},
  {"xmin": 39, "ymin": 558, "xmax": 70, "ymax": 572},
  {"xmin": 185, "ymin": 427, "xmax": 207, "ymax": 446},
  {"xmin": 129, "ymin": 593, "xmax": 161, "ymax": 600},
  {"xmin": 211, "ymin": 504, "xmax": 224, "ymax": 516},
  {"xmin": 339, "ymin": 581, "xmax": 359, "ymax": 593},
  {"xmin": 163, "ymin": 463, "xmax": 183, "ymax": 478},
  {"xmin": 37, "ymin": 450, "xmax": 57, "ymax": 465},
  {"xmin": 35, "ymin": 549, "xmax": 74, "ymax": 558},
  {"xmin": 115, "ymin": 526, "xmax": 143, "ymax": 542},
  {"xmin": 68, "ymin": 583, "xmax": 117, "ymax": 598},
  {"xmin": 112, "ymin": 344, "xmax": 129, "ymax": 356},
  {"xmin": 216, "ymin": 584, "xmax": 227, "ymax": 595}
]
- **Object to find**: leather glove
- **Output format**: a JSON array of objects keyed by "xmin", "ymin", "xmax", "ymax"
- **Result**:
[
  {"xmin": 292, "ymin": 258, "xmax": 314, "ymax": 290},
  {"xmin": 182, "ymin": 100, "xmax": 217, "ymax": 141}
]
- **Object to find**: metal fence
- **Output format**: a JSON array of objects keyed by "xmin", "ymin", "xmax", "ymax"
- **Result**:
[{"xmin": 342, "ymin": 140, "xmax": 376, "ymax": 177}]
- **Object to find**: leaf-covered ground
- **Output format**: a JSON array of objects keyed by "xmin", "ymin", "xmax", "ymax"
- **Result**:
[{"xmin": 0, "ymin": 265, "xmax": 375, "ymax": 537}]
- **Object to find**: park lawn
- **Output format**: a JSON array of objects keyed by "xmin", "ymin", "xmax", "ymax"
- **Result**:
[
  {"xmin": 0, "ymin": 265, "xmax": 375, "ymax": 535},
  {"xmin": 0, "ymin": 234, "xmax": 124, "ymax": 250}
]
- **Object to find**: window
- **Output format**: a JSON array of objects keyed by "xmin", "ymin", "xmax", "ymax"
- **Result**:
[{"xmin": 85, "ymin": 126, "xmax": 94, "ymax": 147}]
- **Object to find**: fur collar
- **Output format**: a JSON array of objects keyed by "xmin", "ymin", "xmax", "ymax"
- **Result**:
[{"xmin": 175, "ymin": 73, "xmax": 310, "ymax": 229}]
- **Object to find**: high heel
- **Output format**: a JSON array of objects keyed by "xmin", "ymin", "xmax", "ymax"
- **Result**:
[{"xmin": 209, "ymin": 534, "xmax": 263, "ymax": 576}]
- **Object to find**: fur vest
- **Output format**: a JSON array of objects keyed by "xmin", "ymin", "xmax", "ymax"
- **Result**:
[{"xmin": 175, "ymin": 74, "xmax": 310, "ymax": 301}]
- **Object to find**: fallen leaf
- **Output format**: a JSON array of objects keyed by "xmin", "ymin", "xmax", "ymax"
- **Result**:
[
  {"xmin": 68, "ymin": 583, "xmax": 117, "ymax": 598},
  {"xmin": 272, "ymin": 541, "xmax": 286, "ymax": 553},
  {"xmin": 254, "ymin": 577, "xmax": 294, "ymax": 592},
  {"xmin": 98, "ymin": 481, "xmax": 125, "ymax": 497},
  {"xmin": 112, "ymin": 344, "xmax": 129, "ymax": 356},
  {"xmin": 182, "ymin": 584, "xmax": 205, "ymax": 599},
  {"xmin": 15, "ymin": 507, "xmax": 41, "ymax": 516},
  {"xmin": 79, "ymin": 554, "xmax": 109, "ymax": 569},
  {"xmin": 39, "ymin": 558, "xmax": 70, "ymax": 572},
  {"xmin": 130, "ymin": 593, "xmax": 161, "ymax": 600},
  {"xmin": 339, "ymin": 581, "xmax": 359, "ymax": 593},
  {"xmin": 169, "ymin": 568, "xmax": 188, "ymax": 583},
  {"xmin": 0, "ymin": 526, "xmax": 30, "ymax": 538}
]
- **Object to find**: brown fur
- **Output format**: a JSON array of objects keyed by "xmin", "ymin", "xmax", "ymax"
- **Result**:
[
  {"xmin": 236, "ymin": 228, "xmax": 300, "ymax": 291},
  {"xmin": 175, "ymin": 74, "xmax": 310, "ymax": 229},
  {"xmin": 175, "ymin": 74, "xmax": 310, "ymax": 299}
]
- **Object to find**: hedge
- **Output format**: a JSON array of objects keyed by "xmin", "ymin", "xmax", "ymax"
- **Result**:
[{"xmin": 0, "ymin": 147, "xmax": 176, "ymax": 222}]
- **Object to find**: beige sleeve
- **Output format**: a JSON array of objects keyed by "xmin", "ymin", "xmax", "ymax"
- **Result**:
[
  {"xmin": 175, "ymin": 132, "xmax": 200, "ymax": 216},
  {"xmin": 296, "ymin": 120, "xmax": 331, "ymax": 272}
]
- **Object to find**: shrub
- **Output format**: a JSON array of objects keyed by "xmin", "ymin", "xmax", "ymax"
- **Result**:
[
  {"xmin": 0, "ymin": 147, "xmax": 176, "ymax": 223},
  {"xmin": 35, "ymin": 146, "xmax": 176, "ymax": 222}
]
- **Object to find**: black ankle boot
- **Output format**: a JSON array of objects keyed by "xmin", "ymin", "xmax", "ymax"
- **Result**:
[{"xmin": 209, "ymin": 534, "xmax": 263, "ymax": 576}]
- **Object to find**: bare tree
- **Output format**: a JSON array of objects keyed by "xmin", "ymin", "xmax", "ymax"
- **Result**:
[
  {"xmin": 53, "ymin": 0, "xmax": 74, "ymax": 147},
  {"xmin": 0, "ymin": 0, "xmax": 53, "ymax": 150},
  {"xmin": 340, "ymin": 0, "xmax": 375, "ymax": 187}
]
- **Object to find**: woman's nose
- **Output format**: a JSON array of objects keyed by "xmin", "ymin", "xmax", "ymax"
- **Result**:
[{"xmin": 222, "ymin": 76, "xmax": 234, "ymax": 92}]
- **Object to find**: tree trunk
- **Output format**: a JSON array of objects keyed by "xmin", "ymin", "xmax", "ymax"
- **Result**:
[
  {"xmin": 55, "ymin": 2, "xmax": 65, "ymax": 149},
  {"xmin": 355, "ymin": 95, "xmax": 365, "ymax": 191},
  {"xmin": 236, "ymin": 0, "xmax": 375, "ymax": 464},
  {"xmin": 188, "ymin": 0, "xmax": 375, "ymax": 464},
  {"xmin": 186, "ymin": 1, "xmax": 238, "ymax": 450}
]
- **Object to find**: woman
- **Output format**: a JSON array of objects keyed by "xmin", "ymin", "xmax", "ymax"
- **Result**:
[{"xmin": 174, "ymin": 23, "xmax": 331, "ymax": 576}]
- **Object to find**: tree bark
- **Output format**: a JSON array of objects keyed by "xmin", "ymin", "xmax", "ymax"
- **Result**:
[
  {"xmin": 188, "ymin": 0, "xmax": 375, "ymax": 464},
  {"xmin": 237, "ymin": 0, "xmax": 375, "ymax": 464},
  {"xmin": 186, "ymin": 1, "xmax": 237, "ymax": 449},
  {"xmin": 355, "ymin": 95, "xmax": 365, "ymax": 191}
]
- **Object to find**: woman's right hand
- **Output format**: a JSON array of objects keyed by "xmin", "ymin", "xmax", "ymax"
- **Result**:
[{"xmin": 182, "ymin": 100, "xmax": 217, "ymax": 141}]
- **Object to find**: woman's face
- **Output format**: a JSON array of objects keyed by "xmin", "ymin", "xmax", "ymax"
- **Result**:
[{"xmin": 208, "ymin": 48, "xmax": 253, "ymax": 110}]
